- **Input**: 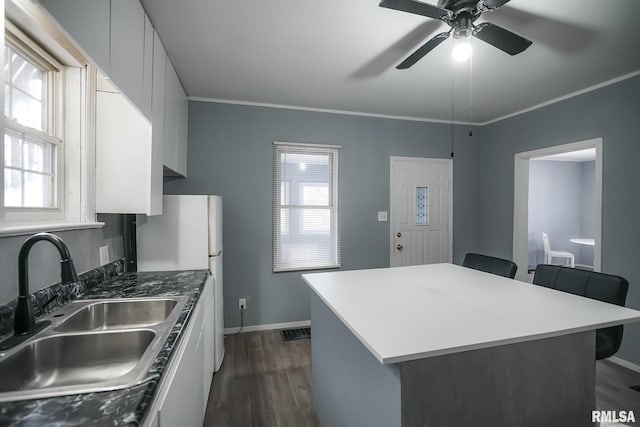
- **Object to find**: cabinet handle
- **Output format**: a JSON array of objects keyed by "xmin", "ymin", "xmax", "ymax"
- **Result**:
[{"xmin": 396, "ymin": 244, "xmax": 403, "ymax": 252}]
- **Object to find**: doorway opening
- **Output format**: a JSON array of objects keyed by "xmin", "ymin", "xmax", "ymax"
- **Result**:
[{"xmin": 513, "ymin": 138, "xmax": 602, "ymax": 282}]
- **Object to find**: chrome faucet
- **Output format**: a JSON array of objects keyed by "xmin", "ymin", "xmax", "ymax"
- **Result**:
[{"xmin": 14, "ymin": 232, "xmax": 78, "ymax": 336}]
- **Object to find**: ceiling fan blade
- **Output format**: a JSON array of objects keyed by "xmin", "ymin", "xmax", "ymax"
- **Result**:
[
  {"xmin": 482, "ymin": 0, "xmax": 512, "ymax": 9},
  {"xmin": 473, "ymin": 22, "xmax": 532, "ymax": 55},
  {"xmin": 379, "ymin": 0, "xmax": 450, "ymax": 20},
  {"xmin": 397, "ymin": 31, "xmax": 450, "ymax": 69}
]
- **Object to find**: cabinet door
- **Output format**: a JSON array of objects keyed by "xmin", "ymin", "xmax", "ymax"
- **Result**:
[
  {"xmin": 163, "ymin": 59, "xmax": 188, "ymax": 177},
  {"xmin": 95, "ymin": 91, "xmax": 152, "ymax": 214},
  {"xmin": 142, "ymin": 14, "xmax": 153, "ymax": 119},
  {"xmin": 202, "ymin": 277, "xmax": 215, "ymax": 406},
  {"xmin": 41, "ymin": 0, "xmax": 110, "ymax": 71},
  {"xmin": 159, "ymin": 302, "xmax": 205, "ymax": 427},
  {"xmin": 202, "ymin": 306, "xmax": 214, "ymax": 407},
  {"xmin": 163, "ymin": 59, "xmax": 179, "ymax": 173},
  {"xmin": 149, "ymin": 30, "xmax": 166, "ymax": 216},
  {"xmin": 110, "ymin": 0, "xmax": 145, "ymax": 113},
  {"xmin": 175, "ymin": 86, "xmax": 188, "ymax": 176},
  {"xmin": 195, "ymin": 320, "xmax": 206, "ymax": 416}
]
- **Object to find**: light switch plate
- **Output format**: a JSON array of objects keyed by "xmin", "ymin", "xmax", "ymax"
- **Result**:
[
  {"xmin": 99, "ymin": 245, "xmax": 109, "ymax": 266},
  {"xmin": 378, "ymin": 211, "xmax": 388, "ymax": 222}
]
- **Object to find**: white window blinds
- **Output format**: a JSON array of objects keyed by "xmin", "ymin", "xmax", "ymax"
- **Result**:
[{"xmin": 273, "ymin": 142, "xmax": 341, "ymax": 272}]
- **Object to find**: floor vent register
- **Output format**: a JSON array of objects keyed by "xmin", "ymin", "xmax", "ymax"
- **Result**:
[{"xmin": 280, "ymin": 327, "xmax": 311, "ymax": 342}]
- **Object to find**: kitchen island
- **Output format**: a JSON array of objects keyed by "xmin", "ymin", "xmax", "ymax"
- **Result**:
[
  {"xmin": 0, "ymin": 262, "xmax": 209, "ymax": 426},
  {"xmin": 303, "ymin": 263, "xmax": 640, "ymax": 427}
]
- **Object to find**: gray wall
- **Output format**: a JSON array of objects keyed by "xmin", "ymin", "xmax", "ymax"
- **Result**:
[
  {"xmin": 478, "ymin": 74, "xmax": 640, "ymax": 364},
  {"xmin": 0, "ymin": 214, "xmax": 124, "ymax": 304},
  {"xmin": 528, "ymin": 160, "xmax": 595, "ymax": 268},
  {"xmin": 164, "ymin": 101, "xmax": 481, "ymax": 329}
]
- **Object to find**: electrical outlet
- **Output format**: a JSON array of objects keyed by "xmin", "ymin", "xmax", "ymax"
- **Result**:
[
  {"xmin": 99, "ymin": 246, "xmax": 109, "ymax": 266},
  {"xmin": 377, "ymin": 211, "xmax": 388, "ymax": 222},
  {"xmin": 239, "ymin": 298, "xmax": 247, "ymax": 310}
]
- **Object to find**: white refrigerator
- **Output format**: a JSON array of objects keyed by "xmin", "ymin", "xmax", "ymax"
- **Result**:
[{"xmin": 136, "ymin": 195, "xmax": 224, "ymax": 372}]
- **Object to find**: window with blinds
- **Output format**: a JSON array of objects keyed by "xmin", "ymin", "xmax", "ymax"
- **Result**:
[
  {"xmin": 4, "ymin": 30, "xmax": 62, "ymax": 210},
  {"xmin": 273, "ymin": 142, "xmax": 341, "ymax": 272}
]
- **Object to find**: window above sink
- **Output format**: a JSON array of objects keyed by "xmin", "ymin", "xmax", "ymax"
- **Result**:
[{"xmin": 1, "ymin": 3, "xmax": 102, "ymax": 234}]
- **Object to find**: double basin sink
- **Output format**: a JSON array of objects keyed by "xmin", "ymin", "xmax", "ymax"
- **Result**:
[{"xmin": 0, "ymin": 296, "xmax": 187, "ymax": 402}]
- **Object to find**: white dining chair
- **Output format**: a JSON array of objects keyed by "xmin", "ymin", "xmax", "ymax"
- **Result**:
[{"xmin": 542, "ymin": 232, "xmax": 575, "ymax": 267}]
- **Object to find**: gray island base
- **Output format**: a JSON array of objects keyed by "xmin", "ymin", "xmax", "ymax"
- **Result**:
[{"xmin": 311, "ymin": 292, "xmax": 595, "ymax": 427}]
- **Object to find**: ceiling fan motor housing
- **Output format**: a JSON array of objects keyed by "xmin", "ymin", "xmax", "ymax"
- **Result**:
[
  {"xmin": 438, "ymin": 0, "xmax": 480, "ymax": 16},
  {"xmin": 453, "ymin": 14, "xmax": 476, "ymax": 38}
]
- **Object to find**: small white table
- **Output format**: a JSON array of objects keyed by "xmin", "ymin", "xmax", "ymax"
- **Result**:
[
  {"xmin": 303, "ymin": 263, "xmax": 640, "ymax": 427},
  {"xmin": 570, "ymin": 238, "xmax": 596, "ymax": 269},
  {"xmin": 571, "ymin": 238, "xmax": 595, "ymax": 246}
]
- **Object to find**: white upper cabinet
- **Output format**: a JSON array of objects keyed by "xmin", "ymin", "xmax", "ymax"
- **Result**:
[
  {"xmin": 163, "ymin": 59, "xmax": 188, "ymax": 177},
  {"xmin": 41, "ymin": 0, "xmax": 189, "ymax": 201},
  {"xmin": 41, "ymin": 0, "xmax": 111, "ymax": 72},
  {"xmin": 175, "ymin": 83, "xmax": 188, "ymax": 176},
  {"xmin": 142, "ymin": 15, "xmax": 153, "ymax": 118},
  {"xmin": 95, "ymin": 87, "xmax": 159, "ymax": 215},
  {"xmin": 42, "ymin": 0, "xmax": 155, "ymax": 120},
  {"xmin": 110, "ymin": 0, "xmax": 148, "ymax": 118},
  {"xmin": 150, "ymin": 30, "xmax": 166, "ymax": 215}
]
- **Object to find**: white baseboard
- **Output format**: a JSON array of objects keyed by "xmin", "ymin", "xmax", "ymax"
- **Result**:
[
  {"xmin": 608, "ymin": 356, "xmax": 640, "ymax": 374},
  {"xmin": 224, "ymin": 319, "xmax": 310, "ymax": 335}
]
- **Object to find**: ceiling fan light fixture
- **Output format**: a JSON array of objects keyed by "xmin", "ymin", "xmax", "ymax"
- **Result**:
[
  {"xmin": 452, "ymin": 16, "xmax": 473, "ymax": 62},
  {"xmin": 452, "ymin": 39, "xmax": 472, "ymax": 62}
]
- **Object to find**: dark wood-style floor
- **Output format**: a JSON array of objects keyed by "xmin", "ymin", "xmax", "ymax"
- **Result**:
[
  {"xmin": 204, "ymin": 330, "xmax": 320, "ymax": 427},
  {"xmin": 204, "ymin": 330, "xmax": 640, "ymax": 426},
  {"xmin": 597, "ymin": 359, "xmax": 640, "ymax": 416}
]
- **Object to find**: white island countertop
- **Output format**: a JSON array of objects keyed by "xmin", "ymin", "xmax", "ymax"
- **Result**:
[{"xmin": 302, "ymin": 263, "xmax": 640, "ymax": 364}]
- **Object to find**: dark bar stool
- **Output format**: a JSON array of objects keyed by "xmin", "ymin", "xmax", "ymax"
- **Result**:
[
  {"xmin": 532, "ymin": 264, "xmax": 629, "ymax": 360},
  {"xmin": 462, "ymin": 253, "xmax": 518, "ymax": 279}
]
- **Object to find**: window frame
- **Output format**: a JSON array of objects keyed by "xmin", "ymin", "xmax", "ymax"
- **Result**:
[
  {"xmin": 0, "ymin": 7, "xmax": 101, "ymax": 234},
  {"xmin": 4, "ymin": 20, "xmax": 64, "ymax": 219},
  {"xmin": 272, "ymin": 141, "xmax": 341, "ymax": 273}
]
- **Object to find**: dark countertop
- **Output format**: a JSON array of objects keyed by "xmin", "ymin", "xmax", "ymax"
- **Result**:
[{"xmin": 0, "ymin": 268, "xmax": 210, "ymax": 427}]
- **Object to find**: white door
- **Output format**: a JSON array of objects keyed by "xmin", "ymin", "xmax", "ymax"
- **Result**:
[{"xmin": 390, "ymin": 157, "xmax": 452, "ymax": 267}]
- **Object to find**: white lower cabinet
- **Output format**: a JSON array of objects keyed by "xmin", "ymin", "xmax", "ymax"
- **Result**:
[
  {"xmin": 144, "ymin": 276, "xmax": 214, "ymax": 427},
  {"xmin": 202, "ymin": 278, "xmax": 216, "ymax": 410}
]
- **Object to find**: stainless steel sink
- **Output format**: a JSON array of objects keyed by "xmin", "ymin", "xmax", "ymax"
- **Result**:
[
  {"xmin": 0, "ymin": 296, "xmax": 187, "ymax": 402},
  {"xmin": 0, "ymin": 330, "xmax": 155, "ymax": 393},
  {"xmin": 55, "ymin": 298, "xmax": 179, "ymax": 332}
]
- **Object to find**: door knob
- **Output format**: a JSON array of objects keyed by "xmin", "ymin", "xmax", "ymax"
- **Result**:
[
  {"xmin": 396, "ymin": 232, "xmax": 402, "ymax": 238},
  {"xmin": 396, "ymin": 244, "xmax": 403, "ymax": 252}
]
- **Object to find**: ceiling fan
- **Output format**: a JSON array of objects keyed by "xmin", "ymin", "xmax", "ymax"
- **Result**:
[{"xmin": 379, "ymin": 0, "xmax": 532, "ymax": 69}]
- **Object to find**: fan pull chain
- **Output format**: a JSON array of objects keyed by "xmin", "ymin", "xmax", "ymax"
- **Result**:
[
  {"xmin": 468, "ymin": 37, "xmax": 473, "ymax": 136},
  {"xmin": 450, "ymin": 42, "xmax": 455, "ymax": 158}
]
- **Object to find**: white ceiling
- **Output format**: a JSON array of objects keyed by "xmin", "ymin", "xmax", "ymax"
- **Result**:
[{"xmin": 141, "ymin": 0, "xmax": 640, "ymax": 124}]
